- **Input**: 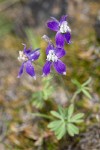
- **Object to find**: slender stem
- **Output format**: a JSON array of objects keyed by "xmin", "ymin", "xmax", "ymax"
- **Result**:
[
  {"xmin": 55, "ymin": 74, "xmax": 70, "ymax": 100},
  {"xmin": 70, "ymin": 91, "xmax": 78, "ymax": 103},
  {"xmin": 30, "ymin": 113, "xmax": 53, "ymax": 120}
]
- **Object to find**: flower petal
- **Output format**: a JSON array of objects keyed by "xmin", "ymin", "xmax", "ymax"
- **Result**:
[
  {"xmin": 28, "ymin": 49, "xmax": 40, "ymax": 61},
  {"xmin": 42, "ymin": 61, "xmax": 52, "ymax": 76},
  {"xmin": 60, "ymin": 15, "xmax": 67, "ymax": 24},
  {"xmin": 50, "ymin": 17, "xmax": 59, "ymax": 22},
  {"xmin": 25, "ymin": 61, "xmax": 35, "ymax": 78},
  {"xmin": 22, "ymin": 43, "xmax": 31, "ymax": 55},
  {"xmin": 55, "ymin": 47, "xmax": 66, "ymax": 58},
  {"xmin": 64, "ymin": 32, "xmax": 71, "ymax": 44},
  {"xmin": 55, "ymin": 32, "xmax": 65, "ymax": 48},
  {"xmin": 54, "ymin": 60, "xmax": 66, "ymax": 75},
  {"xmin": 17, "ymin": 62, "xmax": 25, "ymax": 78},
  {"xmin": 47, "ymin": 19, "xmax": 59, "ymax": 31},
  {"xmin": 46, "ymin": 44, "xmax": 54, "ymax": 55}
]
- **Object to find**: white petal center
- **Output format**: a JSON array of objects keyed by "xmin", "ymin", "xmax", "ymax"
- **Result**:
[
  {"xmin": 60, "ymin": 21, "xmax": 71, "ymax": 33},
  {"xmin": 47, "ymin": 50, "xmax": 58, "ymax": 62},
  {"xmin": 18, "ymin": 51, "xmax": 28, "ymax": 62}
]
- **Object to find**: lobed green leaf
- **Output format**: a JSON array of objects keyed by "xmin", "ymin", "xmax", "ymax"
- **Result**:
[
  {"xmin": 50, "ymin": 111, "xmax": 62, "ymax": 119},
  {"xmin": 71, "ymin": 79, "xmax": 81, "ymax": 88},
  {"xmin": 68, "ymin": 104, "xmax": 74, "ymax": 120},
  {"xmin": 67, "ymin": 123, "xmax": 79, "ymax": 136},
  {"xmin": 55, "ymin": 121, "xmax": 66, "ymax": 140},
  {"xmin": 82, "ymin": 89, "xmax": 92, "ymax": 99},
  {"xmin": 58, "ymin": 106, "xmax": 65, "ymax": 118},
  {"xmin": 70, "ymin": 113, "xmax": 84, "ymax": 122},
  {"xmin": 82, "ymin": 77, "xmax": 92, "ymax": 86}
]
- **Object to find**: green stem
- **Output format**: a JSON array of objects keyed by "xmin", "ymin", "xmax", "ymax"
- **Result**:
[
  {"xmin": 54, "ymin": 73, "xmax": 70, "ymax": 100},
  {"xmin": 31, "ymin": 113, "xmax": 53, "ymax": 120},
  {"xmin": 70, "ymin": 91, "xmax": 78, "ymax": 103}
]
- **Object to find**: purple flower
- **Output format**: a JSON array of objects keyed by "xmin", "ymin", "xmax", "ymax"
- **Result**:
[
  {"xmin": 42, "ymin": 43, "xmax": 66, "ymax": 76},
  {"xmin": 47, "ymin": 15, "xmax": 71, "ymax": 47},
  {"xmin": 17, "ymin": 44, "xmax": 40, "ymax": 79}
]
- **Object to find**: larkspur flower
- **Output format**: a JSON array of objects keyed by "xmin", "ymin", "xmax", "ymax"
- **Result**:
[
  {"xmin": 42, "ymin": 43, "xmax": 66, "ymax": 76},
  {"xmin": 17, "ymin": 44, "xmax": 40, "ymax": 79},
  {"xmin": 47, "ymin": 15, "xmax": 71, "ymax": 47}
]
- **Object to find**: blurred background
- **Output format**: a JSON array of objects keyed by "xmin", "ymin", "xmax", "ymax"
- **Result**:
[{"xmin": 0, "ymin": 0, "xmax": 100, "ymax": 149}]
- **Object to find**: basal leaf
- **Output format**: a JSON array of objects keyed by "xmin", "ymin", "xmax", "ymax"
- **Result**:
[
  {"xmin": 70, "ymin": 113, "xmax": 84, "ymax": 122},
  {"xmin": 71, "ymin": 119, "xmax": 84, "ymax": 123},
  {"xmin": 50, "ymin": 111, "xmax": 62, "ymax": 119},
  {"xmin": 58, "ymin": 106, "xmax": 65, "ymax": 118},
  {"xmin": 67, "ymin": 124, "xmax": 74, "ymax": 136},
  {"xmin": 70, "ymin": 123, "xmax": 79, "ymax": 134},
  {"xmin": 67, "ymin": 123, "xmax": 79, "ymax": 136},
  {"xmin": 68, "ymin": 104, "xmax": 74, "ymax": 120},
  {"xmin": 48, "ymin": 120, "xmax": 62, "ymax": 131},
  {"xmin": 55, "ymin": 122, "xmax": 64, "ymax": 135},
  {"xmin": 56, "ymin": 121, "xmax": 66, "ymax": 140},
  {"xmin": 48, "ymin": 105, "xmax": 84, "ymax": 140}
]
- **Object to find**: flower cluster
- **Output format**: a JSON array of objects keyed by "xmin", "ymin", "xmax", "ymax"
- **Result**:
[{"xmin": 18, "ymin": 15, "xmax": 71, "ymax": 79}]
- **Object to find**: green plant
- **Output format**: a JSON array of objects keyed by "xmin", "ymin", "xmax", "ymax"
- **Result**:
[
  {"xmin": 31, "ymin": 77, "xmax": 54, "ymax": 109},
  {"xmin": 71, "ymin": 78, "xmax": 92, "ymax": 103},
  {"xmin": 48, "ymin": 104, "xmax": 84, "ymax": 140},
  {"xmin": 31, "ymin": 78, "xmax": 91, "ymax": 140}
]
